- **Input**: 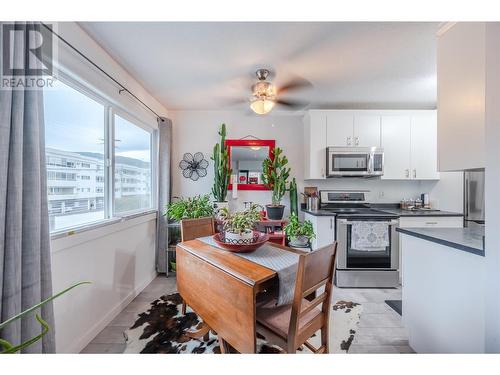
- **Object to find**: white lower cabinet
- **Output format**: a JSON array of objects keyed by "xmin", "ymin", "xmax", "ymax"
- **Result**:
[
  {"xmin": 398, "ymin": 216, "xmax": 463, "ymax": 283},
  {"xmin": 304, "ymin": 213, "xmax": 335, "ymax": 250}
]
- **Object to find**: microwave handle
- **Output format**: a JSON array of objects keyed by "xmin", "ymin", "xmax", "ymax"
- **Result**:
[{"xmin": 367, "ymin": 153, "xmax": 374, "ymax": 174}]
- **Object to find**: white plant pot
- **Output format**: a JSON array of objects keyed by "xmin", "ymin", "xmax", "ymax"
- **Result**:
[
  {"xmin": 224, "ymin": 230, "xmax": 253, "ymax": 244},
  {"xmin": 289, "ymin": 235, "xmax": 309, "ymax": 247}
]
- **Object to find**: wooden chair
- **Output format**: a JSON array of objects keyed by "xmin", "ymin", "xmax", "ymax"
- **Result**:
[
  {"xmin": 256, "ymin": 242, "xmax": 337, "ymax": 354},
  {"xmin": 180, "ymin": 217, "xmax": 215, "ymax": 242},
  {"xmin": 180, "ymin": 217, "xmax": 215, "ymax": 315}
]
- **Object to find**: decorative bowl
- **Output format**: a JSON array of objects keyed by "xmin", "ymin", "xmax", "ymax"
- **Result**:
[{"xmin": 213, "ymin": 231, "xmax": 269, "ymax": 253}]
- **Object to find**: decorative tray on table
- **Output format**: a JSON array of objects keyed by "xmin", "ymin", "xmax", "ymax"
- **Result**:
[{"xmin": 213, "ymin": 232, "xmax": 269, "ymax": 253}]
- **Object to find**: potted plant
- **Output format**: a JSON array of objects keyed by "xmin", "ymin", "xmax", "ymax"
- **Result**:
[
  {"xmin": 262, "ymin": 147, "xmax": 290, "ymax": 220},
  {"xmin": 284, "ymin": 213, "xmax": 316, "ymax": 247},
  {"xmin": 218, "ymin": 204, "xmax": 261, "ymax": 244},
  {"xmin": 165, "ymin": 194, "xmax": 214, "ymax": 221},
  {"xmin": 211, "ymin": 123, "xmax": 231, "ymax": 213}
]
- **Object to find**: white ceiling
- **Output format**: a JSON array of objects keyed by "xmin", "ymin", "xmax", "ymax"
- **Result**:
[{"xmin": 80, "ymin": 22, "xmax": 440, "ymax": 111}]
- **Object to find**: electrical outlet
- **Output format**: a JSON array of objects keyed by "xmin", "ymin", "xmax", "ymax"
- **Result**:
[{"xmin": 379, "ymin": 191, "xmax": 384, "ymax": 198}]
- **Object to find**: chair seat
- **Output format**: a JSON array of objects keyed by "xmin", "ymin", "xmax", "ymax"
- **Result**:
[{"xmin": 256, "ymin": 297, "xmax": 322, "ymax": 339}]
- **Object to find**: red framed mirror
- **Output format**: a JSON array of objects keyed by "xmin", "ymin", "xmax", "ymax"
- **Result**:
[{"xmin": 225, "ymin": 139, "xmax": 275, "ymax": 191}]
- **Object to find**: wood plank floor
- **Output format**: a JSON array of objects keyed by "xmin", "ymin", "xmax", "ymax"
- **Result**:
[{"xmin": 81, "ymin": 275, "xmax": 413, "ymax": 354}]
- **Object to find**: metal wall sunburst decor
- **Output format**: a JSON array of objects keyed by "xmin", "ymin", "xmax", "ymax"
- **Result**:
[{"xmin": 179, "ymin": 152, "xmax": 209, "ymax": 181}]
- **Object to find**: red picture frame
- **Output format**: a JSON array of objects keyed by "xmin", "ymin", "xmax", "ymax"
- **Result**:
[{"xmin": 225, "ymin": 139, "xmax": 275, "ymax": 191}]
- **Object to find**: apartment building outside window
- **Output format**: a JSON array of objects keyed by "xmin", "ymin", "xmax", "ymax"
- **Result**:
[{"xmin": 44, "ymin": 78, "xmax": 155, "ymax": 233}]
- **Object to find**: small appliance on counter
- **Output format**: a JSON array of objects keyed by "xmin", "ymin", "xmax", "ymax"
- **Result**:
[{"xmin": 319, "ymin": 190, "xmax": 399, "ymax": 288}]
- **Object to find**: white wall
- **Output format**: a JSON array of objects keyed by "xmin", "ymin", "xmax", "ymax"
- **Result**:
[
  {"xmin": 171, "ymin": 110, "xmax": 463, "ymax": 214},
  {"xmin": 49, "ymin": 23, "xmax": 169, "ymax": 353},
  {"xmin": 51, "ymin": 215, "xmax": 157, "ymax": 353},
  {"xmin": 484, "ymin": 22, "xmax": 500, "ymax": 353}
]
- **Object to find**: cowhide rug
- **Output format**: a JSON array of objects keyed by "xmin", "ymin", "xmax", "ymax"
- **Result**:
[{"xmin": 123, "ymin": 292, "xmax": 362, "ymax": 354}]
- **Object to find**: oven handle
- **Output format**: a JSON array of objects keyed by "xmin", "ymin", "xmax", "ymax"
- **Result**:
[{"xmin": 337, "ymin": 219, "xmax": 399, "ymax": 226}]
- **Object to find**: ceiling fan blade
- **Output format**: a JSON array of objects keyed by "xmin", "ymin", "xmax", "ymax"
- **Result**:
[
  {"xmin": 275, "ymin": 99, "xmax": 309, "ymax": 109},
  {"xmin": 277, "ymin": 77, "xmax": 313, "ymax": 94},
  {"xmin": 218, "ymin": 97, "xmax": 249, "ymax": 107}
]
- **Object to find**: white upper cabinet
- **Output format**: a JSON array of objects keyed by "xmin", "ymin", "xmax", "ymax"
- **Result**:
[
  {"xmin": 354, "ymin": 115, "xmax": 381, "ymax": 147},
  {"xmin": 326, "ymin": 112, "xmax": 354, "ymax": 147},
  {"xmin": 381, "ymin": 116, "xmax": 412, "ymax": 179},
  {"xmin": 326, "ymin": 111, "xmax": 381, "ymax": 147},
  {"xmin": 381, "ymin": 111, "xmax": 440, "ymax": 180},
  {"xmin": 304, "ymin": 110, "xmax": 439, "ymax": 181},
  {"xmin": 303, "ymin": 111, "xmax": 327, "ymax": 179},
  {"xmin": 437, "ymin": 23, "xmax": 486, "ymax": 171},
  {"xmin": 410, "ymin": 113, "xmax": 440, "ymax": 180}
]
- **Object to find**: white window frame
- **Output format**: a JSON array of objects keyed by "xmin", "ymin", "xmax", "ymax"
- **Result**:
[
  {"xmin": 48, "ymin": 71, "xmax": 158, "ymax": 238},
  {"xmin": 111, "ymin": 108, "xmax": 156, "ymax": 217}
]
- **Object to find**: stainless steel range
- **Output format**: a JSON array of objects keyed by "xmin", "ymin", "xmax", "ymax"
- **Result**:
[{"xmin": 319, "ymin": 190, "xmax": 399, "ymax": 288}]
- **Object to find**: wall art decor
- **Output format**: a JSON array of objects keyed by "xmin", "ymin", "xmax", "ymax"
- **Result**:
[{"xmin": 179, "ymin": 152, "xmax": 209, "ymax": 181}]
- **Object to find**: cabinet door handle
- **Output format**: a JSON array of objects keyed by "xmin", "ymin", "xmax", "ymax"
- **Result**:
[
  {"xmin": 405, "ymin": 169, "xmax": 409, "ymax": 178},
  {"xmin": 330, "ymin": 218, "xmax": 333, "ymax": 229},
  {"xmin": 347, "ymin": 136, "xmax": 352, "ymax": 146},
  {"xmin": 425, "ymin": 222, "xmax": 438, "ymax": 225},
  {"xmin": 321, "ymin": 168, "xmax": 324, "ymax": 178},
  {"xmin": 413, "ymin": 169, "xmax": 417, "ymax": 178}
]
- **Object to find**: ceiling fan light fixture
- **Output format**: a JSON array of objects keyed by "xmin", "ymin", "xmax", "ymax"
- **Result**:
[{"xmin": 250, "ymin": 98, "xmax": 275, "ymax": 115}]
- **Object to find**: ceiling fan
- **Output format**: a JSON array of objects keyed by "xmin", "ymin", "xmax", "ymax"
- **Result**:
[{"xmin": 239, "ymin": 68, "xmax": 312, "ymax": 115}]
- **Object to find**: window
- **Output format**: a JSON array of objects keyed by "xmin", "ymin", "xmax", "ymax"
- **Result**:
[
  {"xmin": 44, "ymin": 78, "xmax": 156, "ymax": 233},
  {"xmin": 44, "ymin": 79, "xmax": 106, "ymax": 232},
  {"xmin": 114, "ymin": 114, "xmax": 152, "ymax": 214}
]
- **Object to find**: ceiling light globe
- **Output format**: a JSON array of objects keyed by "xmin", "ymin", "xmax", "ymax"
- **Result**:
[{"xmin": 250, "ymin": 98, "xmax": 275, "ymax": 115}]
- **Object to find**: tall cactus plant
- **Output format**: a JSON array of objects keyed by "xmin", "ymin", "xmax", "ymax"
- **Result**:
[
  {"xmin": 211, "ymin": 123, "xmax": 231, "ymax": 202},
  {"xmin": 289, "ymin": 177, "xmax": 298, "ymax": 217}
]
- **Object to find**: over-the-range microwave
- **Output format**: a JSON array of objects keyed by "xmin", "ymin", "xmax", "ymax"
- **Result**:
[{"xmin": 326, "ymin": 147, "xmax": 384, "ymax": 177}]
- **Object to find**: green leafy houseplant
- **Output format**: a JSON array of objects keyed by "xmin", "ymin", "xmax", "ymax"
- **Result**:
[
  {"xmin": 284, "ymin": 213, "xmax": 315, "ymax": 247},
  {"xmin": 218, "ymin": 204, "xmax": 261, "ymax": 243},
  {"xmin": 0, "ymin": 281, "xmax": 90, "ymax": 354},
  {"xmin": 262, "ymin": 147, "xmax": 291, "ymax": 219},
  {"xmin": 211, "ymin": 123, "xmax": 231, "ymax": 204},
  {"xmin": 165, "ymin": 194, "xmax": 214, "ymax": 222}
]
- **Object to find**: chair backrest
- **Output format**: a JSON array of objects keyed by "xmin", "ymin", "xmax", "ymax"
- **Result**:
[
  {"xmin": 180, "ymin": 217, "xmax": 215, "ymax": 242},
  {"xmin": 288, "ymin": 242, "xmax": 337, "ymax": 348}
]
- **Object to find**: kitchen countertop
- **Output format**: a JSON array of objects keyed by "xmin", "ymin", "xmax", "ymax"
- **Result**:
[
  {"xmin": 301, "ymin": 208, "xmax": 337, "ymax": 216},
  {"xmin": 374, "ymin": 208, "xmax": 464, "ymax": 217},
  {"xmin": 396, "ymin": 225, "xmax": 485, "ymax": 256},
  {"xmin": 301, "ymin": 205, "xmax": 463, "ymax": 218}
]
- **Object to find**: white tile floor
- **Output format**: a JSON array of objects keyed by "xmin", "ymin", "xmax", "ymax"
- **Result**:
[{"xmin": 81, "ymin": 275, "xmax": 413, "ymax": 354}]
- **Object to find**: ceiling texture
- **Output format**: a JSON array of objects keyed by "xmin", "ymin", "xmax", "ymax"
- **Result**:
[{"xmin": 80, "ymin": 22, "xmax": 440, "ymax": 112}]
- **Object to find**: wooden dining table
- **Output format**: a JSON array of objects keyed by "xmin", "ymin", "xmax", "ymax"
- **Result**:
[{"xmin": 176, "ymin": 239, "xmax": 301, "ymax": 353}]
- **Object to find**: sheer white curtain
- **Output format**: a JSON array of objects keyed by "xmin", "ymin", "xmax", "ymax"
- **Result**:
[{"xmin": 156, "ymin": 117, "xmax": 172, "ymax": 273}]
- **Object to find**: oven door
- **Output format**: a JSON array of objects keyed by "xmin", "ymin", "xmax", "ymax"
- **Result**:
[
  {"xmin": 327, "ymin": 150, "xmax": 370, "ymax": 177},
  {"xmin": 336, "ymin": 218, "xmax": 399, "ymax": 270}
]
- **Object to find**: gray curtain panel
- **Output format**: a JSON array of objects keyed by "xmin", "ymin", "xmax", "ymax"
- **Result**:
[
  {"xmin": 156, "ymin": 117, "xmax": 172, "ymax": 273},
  {"xmin": 0, "ymin": 22, "xmax": 55, "ymax": 353}
]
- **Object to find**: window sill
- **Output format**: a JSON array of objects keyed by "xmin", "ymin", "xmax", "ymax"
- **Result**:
[{"xmin": 50, "ymin": 210, "xmax": 158, "ymax": 252}]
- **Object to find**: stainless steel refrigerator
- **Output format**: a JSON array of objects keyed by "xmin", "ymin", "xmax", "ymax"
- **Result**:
[{"xmin": 464, "ymin": 170, "xmax": 485, "ymax": 226}]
